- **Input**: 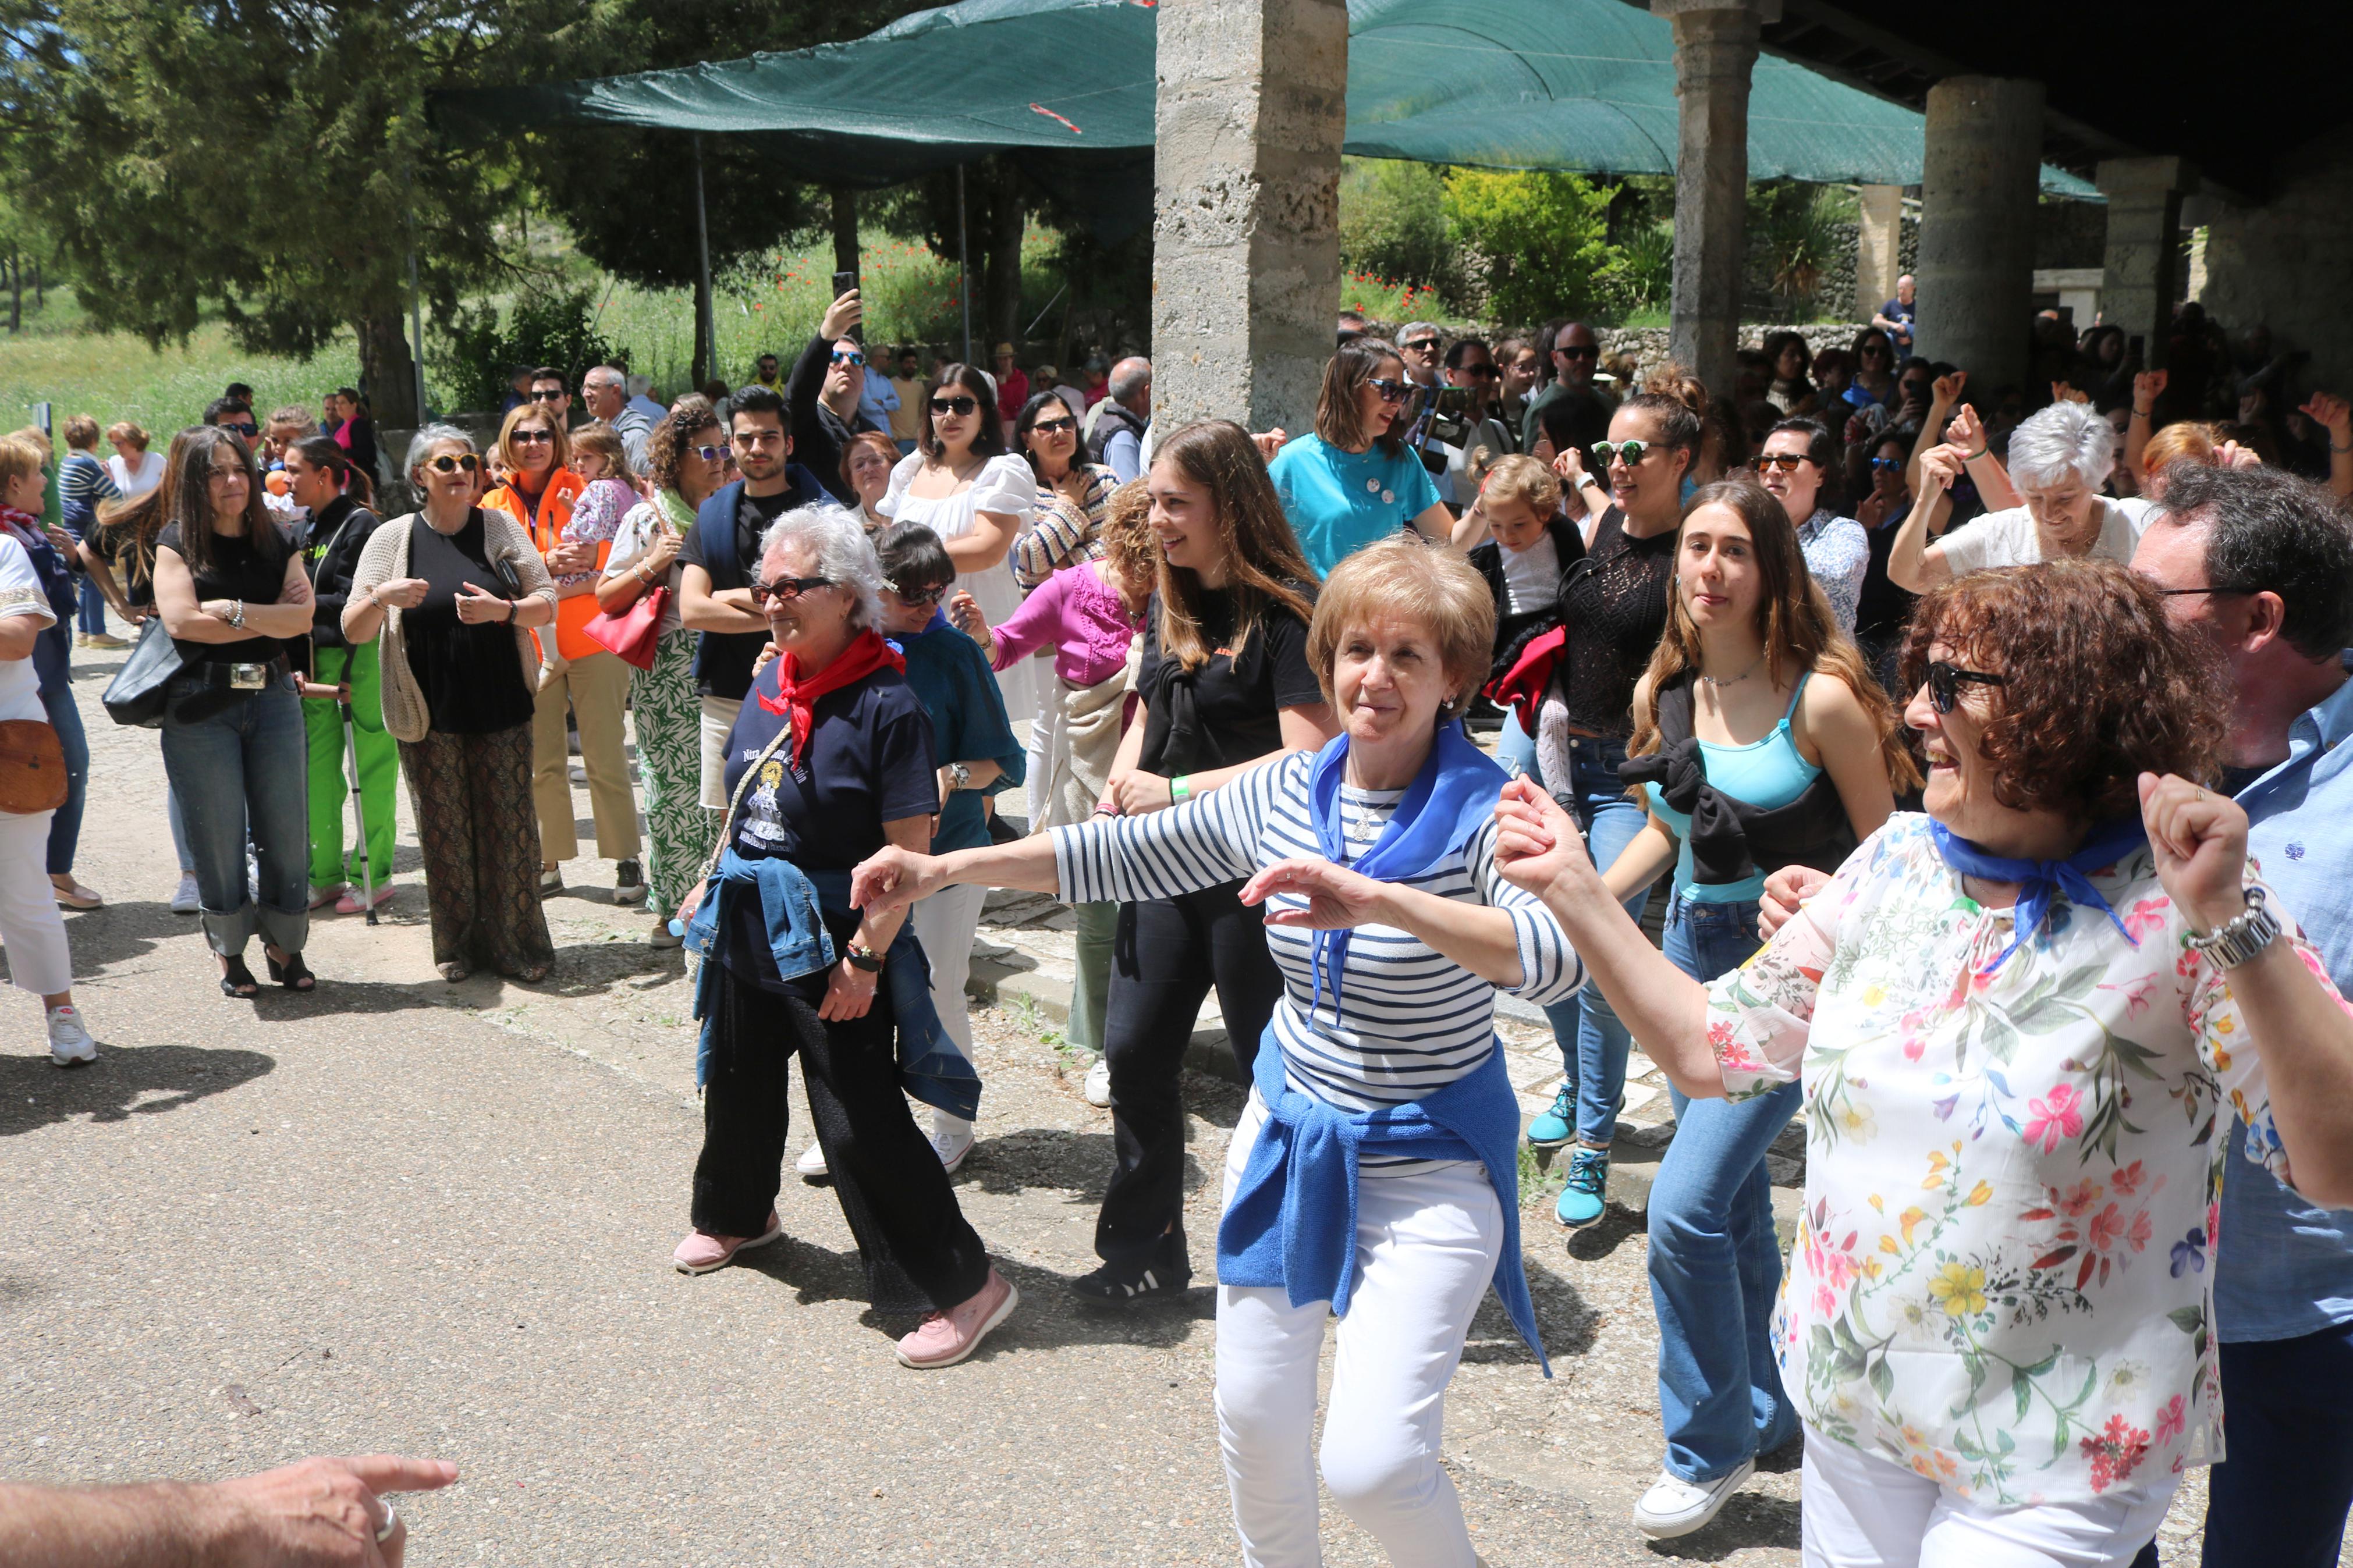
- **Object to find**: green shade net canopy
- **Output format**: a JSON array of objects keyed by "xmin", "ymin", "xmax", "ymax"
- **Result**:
[{"xmin": 432, "ymin": 0, "xmax": 2098, "ymax": 241}]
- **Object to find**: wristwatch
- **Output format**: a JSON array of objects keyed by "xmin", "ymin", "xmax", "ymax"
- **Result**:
[
  {"xmin": 844, "ymin": 940, "xmax": 885, "ymax": 973},
  {"xmin": 2187, "ymin": 884, "xmax": 2282, "ymax": 969},
  {"xmin": 947, "ymin": 762, "xmax": 971, "ymax": 792}
]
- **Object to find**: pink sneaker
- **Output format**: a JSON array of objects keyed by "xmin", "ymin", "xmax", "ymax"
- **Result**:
[
  {"xmin": 895, "ymin": 1267, "xmax": 1018, "ymax": 1369},
  {"xmin": 671, "ymin": 1211, "xmax": 783, "ymax": 1274},
  {"xmin": 335, "ymin": 884, "xmax": 395, "ymax": 916}
]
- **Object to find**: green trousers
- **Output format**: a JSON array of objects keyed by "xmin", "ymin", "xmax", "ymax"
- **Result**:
[{"xmin": 304, "ymin": 641, "xmax": 399, "ymax": 890}]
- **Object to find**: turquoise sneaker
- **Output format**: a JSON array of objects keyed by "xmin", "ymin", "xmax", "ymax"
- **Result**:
[
  {"xmin": 1556, "ymin": 1146, "xmax": 1610, "ymax": 1228},
  {"xmin": 1526, "ymin": 1086, "xmax": 1575, "ymax": 1149}
]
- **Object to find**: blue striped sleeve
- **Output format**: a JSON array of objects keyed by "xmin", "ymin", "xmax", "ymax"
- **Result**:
[
  {"xmin": 1465, "ymin": 817, "xmax": 1585, "ymax": 1003},
  {"xmin": 1051, "ymin": 754, "xmax": 1288, "ymax": 904}
]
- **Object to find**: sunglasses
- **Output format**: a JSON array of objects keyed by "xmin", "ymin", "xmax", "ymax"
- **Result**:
[
  {"xmin": 831, "ymin": 350, "xmax": 867, "ymax": 368},
  {"xmin": 529, "ymin": 389, "xmax": 566, "ymax": 402},
  {"xmin": 1862, "ymin": 345, "xmax": 1892, "ymax": 358},
  {"xmin": 748, "ymin": 574, "xmax": 833, "ymax": 605},
  {"xmin": 886, "ymin": 580, "xmax": 950, "ymax": 607},
  {"xmin": 1367, "ymin": 378, "xmax": 1411, "ymax": 404},
  {"xmin": 427, "ymin": 454, "xmax": 482, "ymax": 475},
  {"xmin": 511, "ymin": 429, "xmax": 554, "ymax": 445},
  {"xmin": 690, "ymin": 444, "xmax": 726, "ymax": 463},
  {"xmin": 929, "ymin": 396, "xmax": 979, "ymax": 417},
  {"xmin": 1556, "ymin": 344, "xmax": 1599, "ymax": 360},
  {"xmin": 2155, "ymin": 584, "xmax": 2255, "ymax": 599},
  {"xmin": 1591, "ymin": 439, "xmax": 1649, "ymax": 465},
  {"xmin": 1028, "ymin": 416, "xmax": 1077, "ymax": 436},
  {"xmin": 1458, "ymin": 364, "xmax": 1499, "ymax": 381},
  {"xmin": 1871, "ymin": 457, "xmax": 1903, "ymax": 472},
  {"xmin": 1756, "ymin": 453, "xmax": 1812, "ymax": 473},
  {"xmin": 1924, "ymin": 660, "xmax": 2006, "ymax": 714},
  {"xmin": 1401, "ymin": 338, "xmax": 1440, "ymax": 354},
  {"xmin": 221, "ymin": 422, "xmax": 258, "ymax": 438}
]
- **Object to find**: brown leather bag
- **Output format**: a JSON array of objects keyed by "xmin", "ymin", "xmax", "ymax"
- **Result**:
[{"xmin": 0, "ymin": 719, "xmax": 69, "ymax": 814}]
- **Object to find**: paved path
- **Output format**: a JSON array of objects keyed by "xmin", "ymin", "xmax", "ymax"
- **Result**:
[{"xmin": 0, "ymin": 653, "xmax": 2246, "ymax": 1565}]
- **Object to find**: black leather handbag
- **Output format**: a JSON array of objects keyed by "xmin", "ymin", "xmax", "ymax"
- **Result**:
[{"xmin": 100, "ymin": 616, "xmax": 187, "ymax": 728}]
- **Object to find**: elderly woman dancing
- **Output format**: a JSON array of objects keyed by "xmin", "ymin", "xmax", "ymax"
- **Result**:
[
  {"xmin": 670, "ymin": 504, "xmax": 1013, "ymax": 1373},
  {"xmin": 1493, "ymin": 558, "xmax": 2353, "ymax": 1568},
  {"xmin": 854, "ymin": 536, "xmax": 1584, "ymax": 1565}
]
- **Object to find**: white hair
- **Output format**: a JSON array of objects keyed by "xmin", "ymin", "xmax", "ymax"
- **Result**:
[
  {"xmin": 759, "ymin": 504, "xmax": 883, "ymax": 631},
  {"xmin": 2005, "ymin": 400, "xmax": 2116, "ymax": 491},
  {"xmin": 403, "ymin": 422, "xmax": 474, "ymax": 483}
]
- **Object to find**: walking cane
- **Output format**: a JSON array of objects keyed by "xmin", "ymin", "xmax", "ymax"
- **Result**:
[{"xmin": 340, "ymin": 700, "xmax": 379, "ymax": 927}]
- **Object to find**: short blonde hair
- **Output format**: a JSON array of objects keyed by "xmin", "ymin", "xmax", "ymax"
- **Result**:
[
  {"xmin": 1306, "ymin": 535, "xmax": 1495, "ymax": 720},
  {"xmin": 1478, "ymin": 453, "xmax": 1561, "ymax": 518},
  {"xmin": 568, "ymin": 420, "xmax": 627, "ymax": 475},
  {"xmin": 0, "ymin": 433, "xmax": 47, "ymax": 489},
  {"xmin": 494, "ymin": 401, "xmax": 570, "ymax": 477}
]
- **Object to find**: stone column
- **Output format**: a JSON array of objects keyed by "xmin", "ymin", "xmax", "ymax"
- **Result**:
[
  {"xmin": 1854, "ymin": 184, "xmax": 1904, "ymax": 321},
  {"xmin": 1652, "ymin": 0, "xmax": 1776, "ymax": 396},
  {"xmin": 2096, "ymin": 156, "xmax": 2195, "ymax": 368},
  {"xmin": 1151, "ymin": 0, "xmax": 1348, "ymax": 437},
  {"xmin": 1915, "ymin": 76, "xmax": 2046, "ymax": 390}
]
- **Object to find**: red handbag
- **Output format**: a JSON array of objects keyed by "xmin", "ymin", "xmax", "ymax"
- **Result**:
[{"xmin": 581, "ymin": 585, "xmax": 668, "ymax": 670}]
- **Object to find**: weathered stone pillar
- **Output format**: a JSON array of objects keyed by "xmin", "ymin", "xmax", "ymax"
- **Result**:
[
  {"xmin": 1915, "ymin": 76, "xmax": 2046, "ymax": 390},
  {"xmin": 1854, "ymin": 183, "xmax": 1904, "ymax": 319},
  {"xmin": 1652, "ymin": 0, "xmax": 1777, "ymax": 396},
  {"xmin": 1151, "ymin": 0, "xmax": 1347, "ymax": 438},
  {"xmin": 2096, "ymin": 156, "xmax": 2196, "ymax": 369}
]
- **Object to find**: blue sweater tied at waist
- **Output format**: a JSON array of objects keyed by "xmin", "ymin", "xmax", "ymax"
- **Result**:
[
  {"xmin": 1215, "ymin": 1028, "xmax": 1549, "ymax": 1375},
  {"xmin": 683, "ymin": 849, "xmax": 980, "ymax": 1121}
]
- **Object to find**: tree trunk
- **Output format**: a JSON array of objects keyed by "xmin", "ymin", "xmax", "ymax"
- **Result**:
[
  {"xmin": 355, "ymin": 307, "xmax": 419, "ymax": 431},
  {"xmin": 691, "ymin": 268, "xmax": 712, "ymax": 390},
  {"xmin": 31, "ymin": 257, "xmax": 40, "ymax": 310},
  {"xmin": 830, "ymin": 188, "xmax": 860, "ymax": 292},
  {"xmin": 983, "ymin": 164, "xmax": 1024, "ymax": 359},
  {"xmin": 8, "ymin": 257, "xmax": 20, "ymax": 333}
]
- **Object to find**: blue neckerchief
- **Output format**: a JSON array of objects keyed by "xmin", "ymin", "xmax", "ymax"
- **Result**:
[
  {"xmin": 1305, "ymin": 720, "xmax": 1506, "ymax": 1013},
  {"xmin": 1217, "ymin": 1031, "xmax": 1549, "ymax": 1375},
  {"xmin": 1929, "ymin": 816, "xmax": 2147, "ymax": 972},
  {"xmin": 885, "ymin": 607, "xmax": 952, "ymax": 655}
]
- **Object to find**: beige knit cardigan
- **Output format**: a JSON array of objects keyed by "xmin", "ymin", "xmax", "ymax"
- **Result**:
[{"xmin": 346, "ymin": 509, "xmax": 560, "ymax": 743}]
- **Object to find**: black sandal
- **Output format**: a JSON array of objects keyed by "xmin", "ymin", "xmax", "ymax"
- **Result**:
[
  {"xmin": 218, "ymin": 957, "xmax": 260, "ymax": 998},
  {"xmin": 265, "ymin": 950, "xmax": 315, "ymax": 991}
]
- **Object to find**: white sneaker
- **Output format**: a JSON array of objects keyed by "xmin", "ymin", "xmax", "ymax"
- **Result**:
[
  {"xmin": 46, "ymin": 1005, "xmax": 96, "ymax": 1068},
  {"xmin": 794, "ymin": 1141, "xmax": 829, "ymax": 1179},
  {"xmin": 168, "ymin": 872, "xmax": 200, "ymax": 915},
  {"xmin": 1083, "ymin": 1053, "xmax": 1113, "ymax": 1108},
  {"xmin": 930, "ymin": 1121, "xmax": 974, "ymax": 1174},
  {"xmin": 1632, "ymin": 1458, "xmax": 1754, "ymax": 1539}
]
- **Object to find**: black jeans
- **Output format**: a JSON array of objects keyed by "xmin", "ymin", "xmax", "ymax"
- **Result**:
[
  {"xmin": 692, "ymin": 915, "xmax": 992, "ymax": 1316},
  {"xmin": 1095, "ymin": 880, "xmax": 1284, "ymax": 1274}
]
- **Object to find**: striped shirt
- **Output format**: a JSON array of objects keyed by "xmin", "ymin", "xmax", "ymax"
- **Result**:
[
  {"xmin": 59, "ymin": 451, "xmax": 119, "ymax": 534},
  {"xmin": 1053, "ymin": 749, "xmax": 1585, "ymax": 1172}
]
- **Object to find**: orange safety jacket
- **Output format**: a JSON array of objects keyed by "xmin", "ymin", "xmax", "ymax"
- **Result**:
[{"xmin": 481, "ymin": 468, "xmax": 604, "ymax": 664}]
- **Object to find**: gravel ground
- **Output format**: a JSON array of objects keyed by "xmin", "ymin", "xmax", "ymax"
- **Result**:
[{"xmin": 0, "ymin": 652, "xmax": 2269, "ymax": 1565}]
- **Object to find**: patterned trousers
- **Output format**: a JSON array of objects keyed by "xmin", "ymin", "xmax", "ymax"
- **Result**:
[
  {"xmin": 399, "ymin": 722, "xmax": 556, "ymax": 979},
  {"xmin": 631, "ymin": 629, "xmax": 721, "ymax": 916}
]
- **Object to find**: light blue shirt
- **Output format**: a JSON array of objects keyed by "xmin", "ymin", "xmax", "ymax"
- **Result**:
[
  {"xmin": 857, "ymin": 371, "xmax": 900, "ymax": 431},
  {"xmin": 2219, "ymin": 660, "xmax": 2353, "ymax": 1342},
  {"xmin": 1103, "ymin": 426, "xmax": 1143, "ymax": 485},
  {"xmin": 1266, "ymin": 433, "xmax": 1444, "ymax": 577}
]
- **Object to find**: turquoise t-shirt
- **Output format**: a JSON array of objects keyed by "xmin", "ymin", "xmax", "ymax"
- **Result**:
[{"xmin": 1267, "ymin": 433, "xmax": 1443, "ymax": 577}]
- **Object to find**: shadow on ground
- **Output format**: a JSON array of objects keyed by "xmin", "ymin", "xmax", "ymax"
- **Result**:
[{"xmin": 0, "ymin": 1041, "xmax": 275, "ymax": 1137}]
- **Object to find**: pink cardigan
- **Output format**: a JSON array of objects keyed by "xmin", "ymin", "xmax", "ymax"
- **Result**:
[{"xmin": 989, "ymin": 559, "xmax": 1141, "ymax": 688}]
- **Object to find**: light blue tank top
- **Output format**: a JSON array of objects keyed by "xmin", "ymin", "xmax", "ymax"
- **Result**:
[{"xmin": 1643, "ymin": 672, "xmax": 1822, "ymax": 902}]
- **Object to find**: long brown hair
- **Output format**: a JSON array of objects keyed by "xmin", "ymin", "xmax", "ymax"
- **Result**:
[
  {"xmin": 1630, "ymin": 479, "xmax": 1917, "ymax": 792},
  {"xmin": 1150, "ymin": 421, "xmax": 1319, "ymax": 671},
  {"xmin": 1312, "ymin": 338, "xmax": 1407, "ymax": 456},
  {"xmin": 94, "ymin": 427, "xmax": 199, "ymax": 588},
  {"xmin": 168, "ymin": 426, "xmax": 287, "ymax": 577}
]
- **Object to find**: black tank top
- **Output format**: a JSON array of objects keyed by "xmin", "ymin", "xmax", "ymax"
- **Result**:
[{"xmin": 1554, "ymin": 507, "xmax": 1676, "ymax": 737}]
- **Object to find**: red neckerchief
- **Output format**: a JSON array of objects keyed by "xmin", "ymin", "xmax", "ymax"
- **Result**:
[
  {"xmin": 755, "ymin": 628, "xmax": 905, "ymax": 765},
  {"xmin": 0, "ymin": 506, "xmax": 42, "ymax": 551}
]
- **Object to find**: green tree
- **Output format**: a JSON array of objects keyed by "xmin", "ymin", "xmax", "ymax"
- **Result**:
[
  {"xmin": 1442, "ymin": 169, "xmax": 1617, "ymax": 326},
  {"xmin": 0, "ymin": 0, "xmax": 579, "ymax": 427},
  {"xmin": 1339, "ymin": 157, "xmax": 1454, "ymax": 297}
]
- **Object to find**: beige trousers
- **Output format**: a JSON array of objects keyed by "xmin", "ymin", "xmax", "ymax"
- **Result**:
[{"xmin": 530, "ymin": 648, "xmax": 643, "ymax": 863}]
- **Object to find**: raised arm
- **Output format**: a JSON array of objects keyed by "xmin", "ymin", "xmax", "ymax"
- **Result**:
[{"xmin": 1886, "ymin": 445, "xmax": 1963, "ymax": 593}]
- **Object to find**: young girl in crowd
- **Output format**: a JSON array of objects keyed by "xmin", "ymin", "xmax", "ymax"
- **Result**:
[{"xmin": 1464, "ymin": 454, "xmax": 1584, "ymax": 777}]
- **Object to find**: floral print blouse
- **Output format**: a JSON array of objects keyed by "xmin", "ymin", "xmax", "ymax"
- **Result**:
[{"xmin": 1706, "ymin": 813, "xmax": 2349, "ymax": 1506}]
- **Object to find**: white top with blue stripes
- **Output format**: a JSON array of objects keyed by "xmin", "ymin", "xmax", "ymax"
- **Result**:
[{"xmin": 1052, "ymin": 749, "xmax": 1586, "ymax": 1172}]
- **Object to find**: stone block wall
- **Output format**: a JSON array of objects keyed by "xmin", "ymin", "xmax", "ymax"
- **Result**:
[{"xmin": 2197, "ymin": 126, "xmax": 2353, "ymax": 396}]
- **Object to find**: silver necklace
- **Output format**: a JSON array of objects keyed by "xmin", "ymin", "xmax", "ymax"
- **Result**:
[{"xmin": 1700, "ymin": 655, "xmax": 1762, "ymax": 688}]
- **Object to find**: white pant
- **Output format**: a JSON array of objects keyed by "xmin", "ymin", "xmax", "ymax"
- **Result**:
[
  {"xmin": 0, "ymin": 809, "xmax": 70, "ymax": 997},
  {"xmin": 1215, "ymin": 1095, "xmax": 1502, "ymax": 1568},
  {"xmin": 698, "ymin": 694, "xmax": 741, "ymax": 810},
  {"xmin": 1801, "ymin": 1425, "xmax": 2177, "ymax": 1568},
  {"xmin": 1025, "ymin": 668, "xmax": 1063, "ymax": 830},
  {"xmin": 908, "ymin": 881, "xmax": 987, "ymax": 1133}
]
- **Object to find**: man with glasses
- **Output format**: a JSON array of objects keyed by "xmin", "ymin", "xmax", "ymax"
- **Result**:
[
  {"xmin": 581, "ymin": 364, "xmax": 652, "ymax": 477},
  {"xmin": 1436, "ymin": 337, "xmax": 1516, "ymax": 503},
  {"xmin": 752, "ymin": 353, "xmax": 785, "ymax": 394},
  {"xmin": 1085, "ymin": 355, "xmax": 1152, "ymax": 483},
  {"xmin": 677, "ymin": 383, "xmax": 831, "ymax": 810},
  {"xmin": 1397, "ymin": 321, "xmax": 1445, "ymax": 389},
  {"xmin": 527, "ymin": 368, "xmax": 571, "ymax": 425},
  {"xmin": 787, "ymin": 290, "xmax": 882, "ymax": 506},
  {"xmin": 1520, "ymin": 321, "xmax": 1613, "ymax": 453}
]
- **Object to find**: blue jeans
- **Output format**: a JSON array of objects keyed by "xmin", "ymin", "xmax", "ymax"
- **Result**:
[
  {"xmin": 2194, "ymin": 1320, "xmax": 2353, "ymax": 1567},
  {"xmin": 39, "ymin": 681, "xmax": 86, "ymax": 877},
  {"xmin": 159, "ymin": 682, "xmax": 309, "ymax": 958},
  {"xmin": 1652, "ymin": 893, "xmax": 1804, "ymax": 1481},
  {"xmin": 1534, "ymin": 733, "xmax": 1650, "ymax": 1146},
  {"xmin": 74, "ymin": 575, "xmax": 105, "ymax": 635},
  {"xmin": 1495, "ymin": 705, "xmax": 1536, "ymax": 779}
]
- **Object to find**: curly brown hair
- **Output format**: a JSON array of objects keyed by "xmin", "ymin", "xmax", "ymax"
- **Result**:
[
  {"xmin": 1900, "ymin": 559, "xmax": 2224, "ymax": 824},
  {"xmin": 647, "ymin": 395, "xmax": 721, "ymax": 497}
]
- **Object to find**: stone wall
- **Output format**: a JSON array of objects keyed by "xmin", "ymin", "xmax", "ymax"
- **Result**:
[{"xmin": 2198, "ymin": 125, "xmax": 2353, "ymax": 395}]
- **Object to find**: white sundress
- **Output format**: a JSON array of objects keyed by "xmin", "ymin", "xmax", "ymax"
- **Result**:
[{"xmin": 879, "ymin": 450, "xmax": 1041, "ymax": 720}]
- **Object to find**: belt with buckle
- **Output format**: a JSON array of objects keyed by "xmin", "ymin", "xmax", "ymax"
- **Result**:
[{"xmin": 167, "ymin": 653, "xmax": 292, "ymax": 699}]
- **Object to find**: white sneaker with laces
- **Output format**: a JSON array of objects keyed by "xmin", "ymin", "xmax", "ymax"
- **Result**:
[
  {"xmin": 169, "ymin": 872, "xmax": 200, "ymax": 916},
  {"xmin": 1632, "ymin": 1458, "xmax": 1754, "ymax": 1539},
  {"xmin": 929, "ymin": 1120, "xmax": 974, "ymax": 1174},
  {"xmin": 794, "ymin": 1141, "xmax": 829, "ymax": 1179},
  {"xmin": 1083, "ymin": 1053, "xmax": 1113, "ymax": 1108},
  {"xmin": 47, "ymin": 1005, "xmax": 96, "ymax": 1068}
]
